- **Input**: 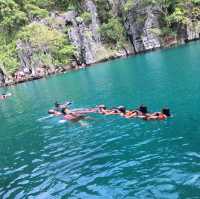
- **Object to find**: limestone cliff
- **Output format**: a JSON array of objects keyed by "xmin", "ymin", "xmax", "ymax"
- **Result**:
[
  {"xmin": 0, "ymin": 0, "xmax": 199, "ymax": 87},
  {"xmin": 120, "ymin": 1, "xmax": 161, "ymax": 53}
]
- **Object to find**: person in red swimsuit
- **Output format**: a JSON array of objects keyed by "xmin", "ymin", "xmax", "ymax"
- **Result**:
[
  {"xmin": 97, "ymin": 105, "xmax": 121, "ymax": 115},
  {"xmin": 122, "ymin": 105, "xmax": 149, "ymax": 119},
  {"xmin": 144, "ymin": 108, "xmax": 171, "ymax": 120}
]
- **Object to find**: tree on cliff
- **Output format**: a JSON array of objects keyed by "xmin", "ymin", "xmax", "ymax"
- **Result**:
[
  {"xmin": 100, "ymin": 17, "xmax": 128, "ymax": 55},
  {"xmin": 17, "ymin": 23, "xmax": 75, "ymax": 71},
  {"xmin": 0, "ymin": 0, "xmax": 199, "ymax": 79}
]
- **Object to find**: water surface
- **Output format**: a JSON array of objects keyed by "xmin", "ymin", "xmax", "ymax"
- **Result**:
[{"xmin": 1, "ymin": 41, "xmax": 200, "ymax": 199}]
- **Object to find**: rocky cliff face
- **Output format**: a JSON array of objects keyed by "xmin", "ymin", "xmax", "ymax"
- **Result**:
[
  {"xmin": 84, "ymin": 0, "xmax": 101, "ymax": 42},
  {"xmin": 119, "ymin": 1, "xmax": 161, "ymax": 53},
  {"xmin": 63, "ymin": 10, "xmax": 99, "ymax": 65},
  {"xmin": 60, "ymin": 0, "xmax": 107, "ymax": 65},
  {"xmin": 16, "ymin": 40, "xmax": 33, "ymax": 75},
  {"xmin": 0, "ymin": 0, "xmax": 199, "ymax": 87},
  {"xmin": 59, "ymin": 0, "xmax": 134, "ymax": 66},
  {"xmin": 16, "ymin": 31, "xmax": 57, "ymax": 79},
  {"xmin": 0, "ymin": 69, "xmax": 5, "ymax": 87},
  {"xmin": 186, "ymin": 22, "xmax": 200, "ymax": 41},
  {"xmin": 142, "ymin": 7, "xmax": 161, "ymax": 50}
]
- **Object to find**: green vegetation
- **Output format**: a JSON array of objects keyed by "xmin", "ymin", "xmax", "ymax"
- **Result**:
[
  {"xmin": 0, "ymin": 0, "xmax": 199, "ymax": 77},
  {"xmin": 123, "ymin": 0, "xmax": 134, "ymax": 12},
  {"xmin": 149, "ymin": 0, "xmax": 200, "ymax": 29},
  {"xmin": 122, "ymin": 0, "xmax": 200, "ymax": 36},
  {"xmin": 0, "ymin": 0, "xmax": 77, "ymax": 75},
  {"xmin": 0, "ymin": 40, "xmax": 18, "ymax": 74},
  {"xmin": 17, "ymin": 23, "xmax": 75, "ymax": 67},
  {"xmin": 100, "ymin": 17, "xmax": 127, "ymax": 52},
  {"xmin": 80, "ymin": 12, "xmax": 92, "ymax": 25},
  {"xmin": 94, "ymin": 0, "xmax": 111, "ymax": 23},
  {"xmin": 0, "ymin": 0, "xmax": 27, "ymax": 38}
]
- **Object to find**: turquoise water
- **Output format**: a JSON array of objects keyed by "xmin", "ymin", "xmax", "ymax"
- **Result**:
[{"xmin": 1, "ymin": 41, "xmax": 200, "ymax": 199}]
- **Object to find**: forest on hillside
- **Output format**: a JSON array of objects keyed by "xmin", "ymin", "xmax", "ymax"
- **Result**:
[{"xmin": 0, "ymin": 0, "xmax": 199, "ymax": 85}]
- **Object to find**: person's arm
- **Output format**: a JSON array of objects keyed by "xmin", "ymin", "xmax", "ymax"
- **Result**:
[
  {"xmin": 63, "ymin": 101, "xmax": 72, "ymax": 106},
  {"xmin": 144, "ymin": 115, "xmax": 158, "ymax": 120},
  {"xmin": 125, "ymin": 112, "xmax": 137, "ymax": 118}
]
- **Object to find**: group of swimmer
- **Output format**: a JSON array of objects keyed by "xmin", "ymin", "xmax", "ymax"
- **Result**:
[
  {"xmin": 1, "ymin": 92, "xmax": 171, "ymax": 122},
  {"xmin": 97, "ymin": 104, "xmax": 171, "ymax": 120},
  {"xmin": 48, "ymin": 101, "xmax": 171, "ymax": 122}
]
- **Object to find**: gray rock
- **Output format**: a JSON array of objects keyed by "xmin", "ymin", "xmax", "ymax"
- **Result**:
[
  {"xmin": 62, "ymin": 8, "xmax": 102, "ymax": 65},
  {"xmin": 119, "ymin": 1, "xmax": 161, "ymax": 53},
  {"xmin": 0, "ymin": 68, "xmax": 5, "ymax": 86},
  {"xmin": 84, "ymin": 0, "xmax": 101, "ymax": 42},
  {"xmin": 186, "ymin": 22, "xmax": 200, "ymax": 41},
  {"xmin": 142, "ymin": 7, "xmax": 161, "ymax": 50},
  {"xmin": 16, "ymin": 40, "xmax": 33, "ymax": 74}
]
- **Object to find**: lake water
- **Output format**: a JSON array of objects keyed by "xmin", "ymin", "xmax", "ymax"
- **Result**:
[{"xmin": 0, "ymin": 41, "xmax": 200, "ymax": 199}]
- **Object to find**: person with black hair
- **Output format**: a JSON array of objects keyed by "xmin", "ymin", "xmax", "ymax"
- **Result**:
[
  {"xmin": 139, "ymin": 105, "xmax": 148, "ymax": 114},
  {"xmin": 144, "ymin": 108, "xmax": 171, "ymax": 120},
  {"xmin": 119, "ymin": 105, "xmax": 148, "ymax": 118},
  {"xmin": 97, "ymin": 105, "xmax": 120, "ymax": 115},
  {"xmin": 54, "ymin": 101, "xmax": 72, "ymax": 112}
]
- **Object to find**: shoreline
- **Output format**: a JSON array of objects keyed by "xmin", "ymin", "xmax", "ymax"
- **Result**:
[{"xmin": 1, "ymin": 39, "xmax": 199, "ymax": 89}]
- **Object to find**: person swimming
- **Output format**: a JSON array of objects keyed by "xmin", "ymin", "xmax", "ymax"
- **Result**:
[
  {"xmin": 48, "ymin": 101, "xmax": 72, "ymax": 115},
  {"xmin": 54, "ymin": 101, "xmax": 72, "ymax": 112},
  {"xmin": 48, "ymin": 109, "xmax": 62, "ymax": 115},
  {"xmin": 144, "ymin": 108, "xmax": 171, "ymax": 120},
  {"xmin": 64, "ymin": 112, "xmax": 86, "ymax": 122},
  {"xmin": 61, "ymin": 107, "xmax": 89, "ymax": 123},
  {"xmin": 97, "ymin": 105, "xmax": 120, "ymax": 115},
  {"xmin": 97, "ymin": 105, "xmax": 107, "ymax": 114},
  {"xmin": 123, "ymin": 109, "xmax": 140, "ymax": 118},
  {"xmin": 0, "ymin": 93, "xmax": 12, "ymax": 100},
  {"xmin": 138, "ymin": 105, "xmax": 148, "ymax": 115},
  {"xmin": 48, "ymin": 101, "xmax": 171, "ymax": 122},
  {"xmin": 97, "ymin": 105, "xmax": 148, "ymax": 118},
  {"xmin": 117, "ymin": 106, "xmax": 127, "ymax": 116},
  {"xmin": 120, "ymin": 105, "xmax": 149, "ymax": 118}
]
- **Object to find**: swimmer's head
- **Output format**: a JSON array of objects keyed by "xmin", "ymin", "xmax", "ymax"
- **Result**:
[
  {"xmin": 98, "ymin": 105, "xmax": 106, "ymax": 110},
  {"xmin": 139, "ymin": 105, "xmax": 148, "ymax": 114},
  {"xmin": 162, "ymin": 108, "xmax": 171, "ymax": 117},
  {"xmin": 55, "ymin": 101, "xmax": 60, "ymax": 108},
  {"xmin": 117, "ymin": 106, "xmax": 126, "ymax": 114}
]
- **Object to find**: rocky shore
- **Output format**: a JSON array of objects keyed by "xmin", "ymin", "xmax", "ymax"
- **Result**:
[
  {"xmin": 0, "ymin": 0, "xmax": 199, "ymax": 88},
  {"xmin": 0, "ymin": 50, "xmax": 130, "ymax": 88},
  {"xmin": 1, "ymin": 38, "xmax": 199, "ymax": 88}
]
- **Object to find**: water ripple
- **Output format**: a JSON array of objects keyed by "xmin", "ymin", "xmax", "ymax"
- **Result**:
[{"xmin": 1, "ymin": 42, "xmax": 200, "ymax": 198}]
